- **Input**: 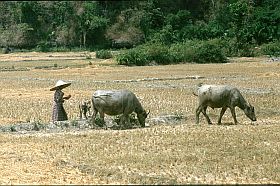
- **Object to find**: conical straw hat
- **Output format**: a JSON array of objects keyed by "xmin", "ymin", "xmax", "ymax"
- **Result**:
[{"xmin": 50, "ymin": 80, "xmax": 71, "ymax": 91}]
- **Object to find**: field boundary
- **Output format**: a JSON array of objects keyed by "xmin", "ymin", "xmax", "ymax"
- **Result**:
[{"xmin": 91, "ymin": 75, "xmax": 204, "ymax": 84}]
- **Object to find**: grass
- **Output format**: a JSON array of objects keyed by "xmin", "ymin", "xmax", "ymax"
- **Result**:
[
  {"xmin": 0, "ymin": 55, "xmax": 278, "ymax": 125},
  {"xmin": 1, "ymin": 124, "xmax": 279, "ymax": 184},
  {"xmin": 0, "ymin": 52, "xmax": 279, "ymax": 184}
]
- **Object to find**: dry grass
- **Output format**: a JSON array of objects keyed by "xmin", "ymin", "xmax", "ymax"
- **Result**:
[{"xmin": 0, "ymin": 52, "xmax": 279, "ymax": 184}]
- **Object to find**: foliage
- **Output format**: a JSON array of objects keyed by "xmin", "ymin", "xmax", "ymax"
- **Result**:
[
  {"xmin": 105, "ymin": 8, "xmax": 145, "ymax": 47},
  {"xmin": 116, "ymin": 47, "xmax": 148, "ymax": 66},
  {"xmin": 168, "ymin": 40, "xmax": 199, "ymax": 63},
  {"xmin": 36, "ymin": 41, "xmax": 51, "ymax": 52},
  {"xmin": 0, "ymin": 1, "xmax": 279, "ymax": 58},
  {"xmin": 55, "ymin": 25, "xmax": 74, "ymax": 47},
  {"xmin": 78, "ymin": 2, "xmax": 109, "ymax": 47},
  {"xmin": 96, "ymin": 49, "xmax": 112, "ymax": 59},
  {"xmin": 116, "ymin": 43, "xmax": 172, "ymax": 66},
  {"xmin": 249, "ymin": 5, "xmax": 280, "ymax": 44},
  {"xmin": 117, "ymin": 39, "xmax": 228, "ymax": 66},
  {"xmin": 150, "ymin": 24, "xmax": 176, "ymax": 45},
  {"xmin": 171, "ymin": 39, "xmax": 228, "ymax": 64},
  {"xmin": 193, "ymin": 41, "xmax": 228, "ymax": 63},
  {"xmin": 260, "ymin": 40, "xmax": 280, "ymax": 56},
  {"xmin": 144, "ymin": 43, "xmax": 171, "ymax": 65},
  {"xmin": 0, "ymin": 23, "xmax": 35, "ymax": 48}
]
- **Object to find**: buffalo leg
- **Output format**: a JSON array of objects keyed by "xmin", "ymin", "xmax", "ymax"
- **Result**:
[
  {"xmin": 120, "ymin": 115, "xmax": 130, "ymax": 129},
  {"xmin": 79, "ymin": 105, "xmax": 83, "ymax": 119},
  {"xmin": 230, "ymin": 107, "xmax": 238, "ymax": 124},
  {"xmin": 125, "ymin": 115, "xmax": 131, "ymax": 128},
  {"xmin": 83, "ymin": 110, "xmax": 88, "ymax": 119},
  {"xmin": 195, "ymin": 106, "xmax": 202, "ymax": 124},
  {"xmin": 91, "ymin": 108, "xmax": 98, "ymax": 127},
  {"xmin": 99, "ymin": 112, "xmax": 107, "ymax": 129},
  {"xmin": 218, "ymin": 107, "xmax": 227, "ymax": 124},
  {"xmin": 201, "ymin": 106, "xmax": 212, "ymax": 124}
]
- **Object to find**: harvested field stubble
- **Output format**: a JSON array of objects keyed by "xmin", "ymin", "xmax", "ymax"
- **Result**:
[
  {"xmin": 0, "ymin": 52, "xmax": 279, "ymax": 184},
  {"xmin": 1, "ymin": 124, "xmax": 280, "ymax": 184}
]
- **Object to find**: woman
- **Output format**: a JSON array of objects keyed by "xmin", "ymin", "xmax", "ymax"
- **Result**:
[{"xmin": 50, "ymin": 80, "xmax": 71, "ymax": 122}]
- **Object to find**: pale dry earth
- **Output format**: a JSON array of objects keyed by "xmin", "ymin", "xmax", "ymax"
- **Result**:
[{"xmin": 0, "ymin": 52, "xmax": 279, "ymax": 184}]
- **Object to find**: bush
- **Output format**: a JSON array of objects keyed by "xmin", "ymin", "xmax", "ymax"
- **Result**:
[
  {"xmin": 261, "ymin": 41, "xmax": 280, "ymax": 57},
  {"xmin": 116, "ymin": 43, "xmax": 172, "ymax": 65},
  {"xmin": 169, "ymin": 40, "xmax": 198, "ymax": 63},
  {"xmin": 96, "ymin": 49, "xmax": 112, "ymax": 59},
  {"xmin": 36, "ymin": 42, "xmax": 51, "ymax": 52},
  {"xmin": 0, "ymin": 23, "xmax": 36, "ymax": 48},
  {"xmin": 116, "ymin": 39, "xmax": 228, "ymax": 66},
  {"xmin": 145, "ymin": 43, "xmax": 172, "ymax": 65},
  {"xmin": 194, "ymin": 41, "xmax": 228, "ymax": 63},
  {"xmin": 116, "ymin": 47, "xmax": 148, "ymax": 66},
  {"xmin": 169, "ymin": 39, "xmax": 228, "ymax": 64},
  {"xmin": 206, "ymin": 39, "xmax": 233, "ymax": 57},
  {"xmin": 237, "ymin": 44, "xmax": 259, "ymax": 57}
]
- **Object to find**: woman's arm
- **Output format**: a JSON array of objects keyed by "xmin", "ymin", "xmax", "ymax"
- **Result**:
[{"xmin": 63, "ymin": 94, "xmax": 71, "ymax": 100}]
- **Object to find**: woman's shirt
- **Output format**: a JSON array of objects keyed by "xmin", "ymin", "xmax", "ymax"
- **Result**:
[{"xmin": 54, "ymin": 89, "xmax": 64, "ymax": 105}]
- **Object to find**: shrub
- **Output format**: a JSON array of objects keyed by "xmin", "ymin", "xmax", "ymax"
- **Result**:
[
  {"xmin": 116, "ymin": 43, "xmax": 171, "ymax": 65},
  {"xmin": 261, "ymin": 41, "xmax": 280, "ymax": 57},
  {"xmin": 221, "ymin": 38, "xmax": 263, "ymax": 57},
  {"xmin": 36, "ymin": 42, "xmax": 51, "ymax": 52},
  {"xmin": 169, "ymin": 40, "xmax": 199, "ymax": 63},
  {"xmin": 150, "ymin": 25, "xmax": 176, "ymax": 45},
  {"xmin": 168, "ymin": 43, "xmax": 184, "ymax": 63},
  {"xmin": 116, "ymin": 39, "xmax": 228, "ymax": 66},
  {"xmin": 206, "ymin": 38, "xmax": 233, "ymax": 57},
  {"xmin": 116, "ymin": 47, "xmax": 148, "ymax": 66},
  {"xmin": 194, "ymin": 41, "xmax": 228, "ymax": 63},
  {"xmin": 0, "ymin": 23, "xmax": 36, "ymax": 48},
  {"xmin": 1, "ymin": 47, "xmax": 12, "ymax": 54},
  {"xmin": 237, "ymin": 44, "xmax": 260, "ymax": 57},
  {"xmin": 145, "ymin": 43, "xmax": 172, "ymax": 65},
  {"xmin": 96, "ymin": 49, "xmax": 112, "ymax": 59},
  {"xmin": 169, "ymin": 39, "xmax": 227, "ymax": 64}
]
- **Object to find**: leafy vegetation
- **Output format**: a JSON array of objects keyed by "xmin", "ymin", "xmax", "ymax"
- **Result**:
[
  {"xmin": 260, "ymin": 41, "xmax": 280, "ymax": 56},
  {"xmin": 116, "ymin": 40, "xmax": 228, "ymax": 65},
  {"xmin": 96, "ymin": 49, "xmax": 112, "ymax": 59},
  {"xmin": 116, "ymin": 47, "xmax": 149, "ymax": 66},
  {"xmin": 0, "ymin": 1, "xmax": 279, "ymax": 64}
]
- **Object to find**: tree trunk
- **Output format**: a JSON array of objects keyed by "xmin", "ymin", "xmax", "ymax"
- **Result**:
[{"xmin": 83, "ymin": 31, "xmax": 86, "ymax": 48}]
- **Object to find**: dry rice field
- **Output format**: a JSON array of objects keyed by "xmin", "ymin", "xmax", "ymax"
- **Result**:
[{"xmin": 0, "ymin": 52, "xmax": 279, "ymax": 184}]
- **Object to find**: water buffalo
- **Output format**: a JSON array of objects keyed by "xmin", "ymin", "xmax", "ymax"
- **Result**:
[
  {"xmin": 193, "ymin": 84, "xmax": 256, "ymax": 125},
  {"xmin": 91, "ymin": 89, "xmax": 149, "ymax": 129}
]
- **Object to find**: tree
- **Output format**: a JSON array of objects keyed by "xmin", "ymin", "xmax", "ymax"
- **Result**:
[
  {"xmin": 0, "ymin": 23, "xmax": 35, "ymax": 48},
  {"xmin": 106, "ymin": 8, "xmax": 146, "ymax": 48},
  {"xmin": 77, "ymin": 2, "xmax": 109, "ymax": 48}
]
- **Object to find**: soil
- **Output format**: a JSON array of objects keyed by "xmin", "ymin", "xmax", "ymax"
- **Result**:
[{"xmin": 0, "ymin": 115, "xmax": 187, "ymax": 136}]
